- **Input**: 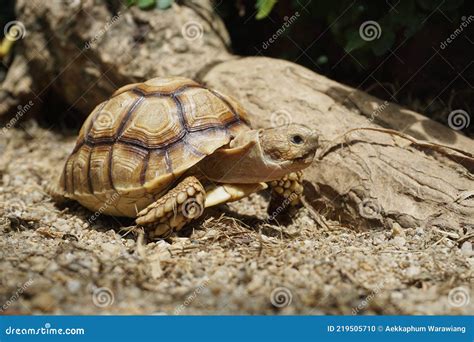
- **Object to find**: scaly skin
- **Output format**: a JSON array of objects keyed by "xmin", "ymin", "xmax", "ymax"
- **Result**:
[
  {"xmin": 134, "ymin": 125, "xmax": 318, "ymax": 238},
  {"xmin": 268, "ymin": 171, "xmax": 304, "ymax": 222},
  {"xmin": 136, "ymin": 176, "xmax": 206, "ymax": 239}
]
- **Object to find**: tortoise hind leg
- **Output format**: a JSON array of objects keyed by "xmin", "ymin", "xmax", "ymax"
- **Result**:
[
  {"xmin": 136, "ymin": 176, "xmax": 206, "ymax": 239},
  {"xmin": 267, "ymin": 171, "xmax": 304, "ymax": 222}
]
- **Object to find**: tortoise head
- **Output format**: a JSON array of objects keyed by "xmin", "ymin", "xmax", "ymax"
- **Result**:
[
  {"xmin": 200, "ymin": 123, "xmax": 319, "ymax": 184},
  {"xmin": 258, "ymin": 124, "xmax": 318, "ymax": 171}
]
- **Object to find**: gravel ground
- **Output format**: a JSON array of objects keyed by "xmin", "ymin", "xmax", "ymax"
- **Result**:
[{"xmin": 0, "ymin": 122, "xmax": 472, "ymax": 315}]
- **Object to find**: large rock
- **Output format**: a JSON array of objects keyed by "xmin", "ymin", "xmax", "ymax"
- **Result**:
[
  {"xmin": 202, "ymin": 57, "xmax": 474, "ymax": 233},
  {"xmin": 3, "ymin": 0, "xmax": 231, "ymax": 117}
]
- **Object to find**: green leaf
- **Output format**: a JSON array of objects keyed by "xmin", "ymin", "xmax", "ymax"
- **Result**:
[
  {"xmin": 316, "ymin": 55, "xmax": 328, "ymax": 65},
  {"xmin": 125, "ymin": 0, "xmax": 136, "ymax": 6},
  {"xmin": 344, "ymin": 30, "xmax": 366, "ymax": 52},
  {"xmin": 137, "ymin": 0, "xmax": 156, "ymax": 10},
  {"xmin": 156, "ymin": 0, "xmax": 173, "ymax": 9},
  {"xmin": 255, "ymin": 0, "xmax": 278, "ymax": 20}
]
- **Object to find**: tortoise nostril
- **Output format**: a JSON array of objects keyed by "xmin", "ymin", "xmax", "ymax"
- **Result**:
[{"xmin": 291, "ymin": 134, "xmax": 304, "ymax": 145}]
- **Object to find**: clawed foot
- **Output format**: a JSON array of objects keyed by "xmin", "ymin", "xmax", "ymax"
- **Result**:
[{"xmin": 136, "ymin": 176, "xmax": 206, "ymax": 239}]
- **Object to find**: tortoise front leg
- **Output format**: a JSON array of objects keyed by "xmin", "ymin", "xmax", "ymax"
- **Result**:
[
  {"xmin": 136, "ymin": 176, "xmax": 206, "ymax": 239},
  {"xmin": 267, "ymin": 171, "xmax": 304, "ymax": 221}
]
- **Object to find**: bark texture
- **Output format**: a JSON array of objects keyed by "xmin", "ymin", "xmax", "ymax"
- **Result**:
[
  {"xmin": 1, "ymin": 0, "xmax": 231, "ymax": 117},
  {"xmin": 0, "ymin": 54, "xmax": 36, "ymax": 118},
  {"xmin": 202, "ymin": 57, "xmax": 474, "ymax": 234}
]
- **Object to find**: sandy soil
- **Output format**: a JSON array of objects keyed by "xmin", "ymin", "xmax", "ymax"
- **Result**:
[{"xmin": 0, "ymin": 122, "xmax": 472, "ymax": 315}]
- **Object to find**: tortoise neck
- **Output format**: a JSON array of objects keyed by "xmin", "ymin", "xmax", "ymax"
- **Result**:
[{"xmin": 197, "ymin": 130, "xmax": 289, "ymax": 184}]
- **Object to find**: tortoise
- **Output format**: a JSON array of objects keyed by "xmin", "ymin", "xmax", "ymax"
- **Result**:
[{"xmin": 51, "ymin": 77, "xmax": 319, "ymax": 239}]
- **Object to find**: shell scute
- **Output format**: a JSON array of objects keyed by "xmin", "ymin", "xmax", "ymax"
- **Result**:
[
  {"xmin": 119, "ymin": 96, "xmax": 182, "ymax": 148},
  {"xmin": 88, "ymin": 145, "xmax": 113, "ymax": 192},
  {"xmin": 60, "ymin": 77, "xmax": 252, "ymax": 217},
  {"xmin": 86, "ymin": 91, "xmax": 140, "ymax": 143},
  {"xmin": 111, "ymin": 143, "xmax": 148, "ymax": 189},
  {"xmin": 178, "ymin": 87, "xmax": 236, "ymax": 131},
  {"xmin": 112, "ymin": 77, "xmax": 200, "ymax": 97}
]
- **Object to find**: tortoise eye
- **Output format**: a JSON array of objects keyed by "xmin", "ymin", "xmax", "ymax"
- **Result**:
[{"xmin": 290, "ymin": 134, "xmax": 304, "ymax": 145}]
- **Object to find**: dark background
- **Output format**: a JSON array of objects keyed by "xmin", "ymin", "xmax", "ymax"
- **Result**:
[{"xmin": 216, "ymin": 0, "xmax": 474, "ymax": 136}]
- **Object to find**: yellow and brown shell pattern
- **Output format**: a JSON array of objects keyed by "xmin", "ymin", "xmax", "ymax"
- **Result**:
[{"xmin": 59, "ymin": 77, "xmax": 251, "ymax": 217}]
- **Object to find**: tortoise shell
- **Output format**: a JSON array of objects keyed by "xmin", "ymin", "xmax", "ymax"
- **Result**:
[{"xmin": 60, "ymin": 77, "xmax": 251, "ymax": 217}]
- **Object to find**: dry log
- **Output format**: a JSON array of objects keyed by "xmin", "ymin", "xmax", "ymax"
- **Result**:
[
  {"xmin": 0, "ymin": 54, "xmax": 37, "ymax": 118},
  {"xmin": 3, "ymin": 0, "xmax": 232, "ymax": 117},
  {"xmin": 202, "ymin": 57, "xmax": 474, "ymax": 234}
]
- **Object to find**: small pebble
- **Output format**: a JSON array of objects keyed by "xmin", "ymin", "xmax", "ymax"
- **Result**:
[
  {"xmin": 392, "ymin": 236, "xmax": 406, "ymax": 247},
  {"xmin": 415, "ymin": 227, "xmax": 424, "ymax": 235},
  {"xmin": 391, "ymin": 222, "xmax": 405, "ymax": 237},
  {"xmin": 66, "ymin": 280, "xmax": 81, "ymax": 293},
  {"xmin": 391, "ymin": 291, "xmax": 403, "ymax": 300},
  {"xmin": 405, "ymin": 266, "xmax": 420, "ymax": 277},
  {"xmin": 460, "ymin": 241, "xmax": 473, "ymax": 257}
]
